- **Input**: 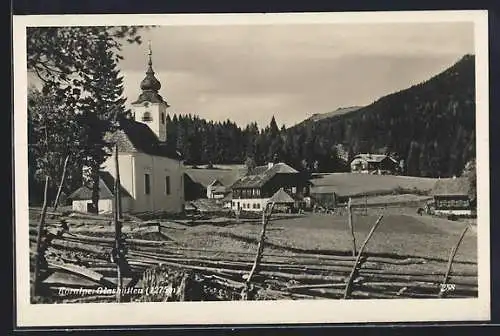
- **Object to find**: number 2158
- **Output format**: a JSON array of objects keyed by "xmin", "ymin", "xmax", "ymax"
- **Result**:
[{"xmin": 440, "ymin": 284, "xmax": 456, "ymax": 292}]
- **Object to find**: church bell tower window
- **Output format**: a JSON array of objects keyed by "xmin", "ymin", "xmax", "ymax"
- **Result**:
[{"xmin": 142, "ymin": 111, "xmax": 152, "ymax": 122}]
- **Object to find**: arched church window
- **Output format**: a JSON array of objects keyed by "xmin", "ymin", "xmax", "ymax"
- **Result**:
[{"xmin": 142, "ymin": 111, "xmax": 152, "ymax": 122}]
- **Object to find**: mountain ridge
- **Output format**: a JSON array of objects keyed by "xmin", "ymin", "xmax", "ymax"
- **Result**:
[{"xmin": 286, "ymin": 54, "xmax": 475, "ymax": 177}]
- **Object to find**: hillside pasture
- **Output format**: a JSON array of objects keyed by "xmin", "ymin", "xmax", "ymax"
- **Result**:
[{"xmin": 310, "ymin": 173, "xmax": 444, "ymax": 197}]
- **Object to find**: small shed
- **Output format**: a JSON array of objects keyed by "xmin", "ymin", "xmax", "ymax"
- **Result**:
[
  {"xmin": 431, "ymin": 178, "xmax": 472, "ymax": 216},
  {"xmin": 68, "ymin": 172, "xmax": 132, "ymax": 214},
  {"xmin": 206, "ymin": 179, "xmax": 229, "ymax": 199},
  {"xmin": 267, "ymin": 188, "xmax": 297, "ymax": 212}
]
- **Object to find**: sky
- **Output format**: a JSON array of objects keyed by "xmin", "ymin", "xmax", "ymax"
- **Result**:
[{"xmin": 31, "ymin": 22, "xmax": 475, "ymax": 129}]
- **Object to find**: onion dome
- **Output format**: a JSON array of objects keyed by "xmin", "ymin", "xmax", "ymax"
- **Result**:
[
  {"xmin": 132, "ymin": 43, "xmax": 169, "ymax": 106},
  {"xmin": 140, "ymin": 55, "xmax": 161, "ymax": 92}
]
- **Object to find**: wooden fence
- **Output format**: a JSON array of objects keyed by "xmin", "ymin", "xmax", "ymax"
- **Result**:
[{"xmin": 28, "ymin": 208, "xmax": 477, "ymax": 303}]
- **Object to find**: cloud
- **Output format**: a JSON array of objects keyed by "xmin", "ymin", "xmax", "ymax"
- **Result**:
[{"xmin": 32, "ymin": 22, "xmax": 476, "ymax": 128}]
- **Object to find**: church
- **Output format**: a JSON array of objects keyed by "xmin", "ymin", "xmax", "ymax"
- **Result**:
[{"xmin": 70, "ymin": 47, "xmax": 185, "ymax": 214}]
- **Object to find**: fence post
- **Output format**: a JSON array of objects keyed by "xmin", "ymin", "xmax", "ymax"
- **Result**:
[
  {"xmin": 242, "ymin": 202, "xmax": 275, "ymax": 300},
  {"xmin": 343, "ymin": 214, "xmax": 384, "ymax": 299},
  {"xmin": 33, "ymin": 175, "xmax": 50, "ymax": 297},
  {"xmin": 438, "ymin": 223, "xmax": 471, "ymax": 298},
  {"xmin": 113, "ymin": 144, "xmax": 123, "ymax": 303},
  {"xmin": 347, "ymin": 198, "xmax": 357, "ymax": 256}
]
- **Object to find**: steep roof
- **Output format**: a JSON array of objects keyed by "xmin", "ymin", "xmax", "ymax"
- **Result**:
[
  {"xmin": 184, "ymin": 168, "xmax": 243, "ymax": 188},
  {"xmin": 268, "ymin": 188, "xmax": 295, "ymax": 204},
  {"xmin": 432, "ymin": 178, "xmax": 471, "ymax": 196},
  {"xmin": 106, "ymin": 118, "xmax": 182, "ymax": 161},
  {"xmin": 69, "ymin": 171, "xmax": 132, "ymax": 201},
  {"xmin": 352, "ymin": 154, "xmax": 398, "ymax": 163},
  {"xmin": 231, "ymin": 163, "xmax": 299, "ymax": 189},
  {"xmin": 211, "ymin": 185, "xmax": 228, "ymax": 193}
]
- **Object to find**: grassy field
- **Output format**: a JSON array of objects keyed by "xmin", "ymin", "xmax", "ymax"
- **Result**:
[
  {"xmin": 310, "ymin": 173, "xmax": 442, "ymax": 197},
  {"xmin": 350, "ymin": 194, "xmax": 432, "ymax": 207},
  {"xmin": 161, "ymin": 209, "xmax": 477, "ymax": 266}
]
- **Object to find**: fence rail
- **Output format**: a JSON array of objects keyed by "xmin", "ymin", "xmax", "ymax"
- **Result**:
[{"xmin": 29, "ymin": 209, "xmax": 477, "ymax": 303}]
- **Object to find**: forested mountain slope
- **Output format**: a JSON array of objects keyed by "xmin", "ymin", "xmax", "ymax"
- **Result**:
[{"xmin": 287, "ymin": 54, "xmax": 476, "ymax": 177}]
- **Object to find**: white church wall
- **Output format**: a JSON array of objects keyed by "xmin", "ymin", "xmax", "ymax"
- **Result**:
[{"xmin": 131, "ymin": 152, "xmax": 184, "ymax": 213}]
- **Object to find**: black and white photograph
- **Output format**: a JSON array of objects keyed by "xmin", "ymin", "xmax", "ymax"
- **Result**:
[{"xmin": 13, "ymin": 11, "xmax": 490, "ymax": 327}]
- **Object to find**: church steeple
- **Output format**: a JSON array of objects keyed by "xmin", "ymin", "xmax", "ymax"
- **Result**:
[
  {"xmin": 132, "ymin": 41, "xmax": 169, "ymax": 106},
  {"xmin": 131, "ymin": 41, "xmax": 169, "ymax": 142},
  {"xmin": 140, "ymin": 42, "xmax": 162, "ymax": 92}
]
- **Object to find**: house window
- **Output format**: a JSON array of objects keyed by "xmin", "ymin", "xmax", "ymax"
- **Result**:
[
  {"xmin": 142, "ymin": 111, "xmax": 152, "ymax": 122},
  {"xmin": 256, "ymin": 203, "xmax": 260, "ymax": 209},
  {"xmin": 144, "ymin": 174, "xmax": 151, "ymax": 195},
  {"xmin": 165, "ymin": 176, "xmax": 171, "ymax": 195},
  {"xmin": 232, "ymin": 201, "xmax": 235, "ymax": 207},
  {"xmin": 161, "ymin": 112, "xmax": 165, "ymax": 124}
]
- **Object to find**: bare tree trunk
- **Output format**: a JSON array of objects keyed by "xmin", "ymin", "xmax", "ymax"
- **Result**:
[
  {"xmin": 53, "ymin": 154, "xmax": 70, "ymax": 212},
  {"xmin": 91, "ymin": 162, "xmax": 100, "ymax": 214},
  {"xmin": 32, "ymin": 176, "xmax": 50, "ymax": 297}
]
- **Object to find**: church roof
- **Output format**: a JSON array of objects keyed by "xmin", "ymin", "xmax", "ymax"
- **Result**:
[
  {"xmin": 69, "ymin": 171, "xmax": 132, "ymax": 201},
  {"xmin": 131, "ymin": 91, "xmax": 169, "ymax": 105},
  {"xmin": 106, "ymin": 118, "xmax": 182, "ymax": 160}
]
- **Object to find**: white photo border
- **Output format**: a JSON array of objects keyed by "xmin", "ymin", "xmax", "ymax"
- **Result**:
[{"xmin": 13, "ymin": 10, "xmax": 490, "ymax": 327}]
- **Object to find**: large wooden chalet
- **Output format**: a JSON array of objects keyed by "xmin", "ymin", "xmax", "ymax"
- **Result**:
[
  {"xmin": 350, "ymin": 153, "xmax": 399, "ymax": 175},
  {"xmin": 430, "ymin": 177, "xmax": 474, "ymax": 217},
  {"xmin": 230, "ymin": 162, "xmax": 310, "ymax": 212}
]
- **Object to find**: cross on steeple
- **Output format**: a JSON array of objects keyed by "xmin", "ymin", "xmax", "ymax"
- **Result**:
[{"xmin": 147, "ymin": 40, "xmax": 152, "ymax": 66}]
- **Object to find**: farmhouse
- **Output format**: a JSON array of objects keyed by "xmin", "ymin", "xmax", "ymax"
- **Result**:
[
  {"xmin": 230, "ymin": 162, "xmax": 309, "ymax": 212},
  {"xmin": 69, "ymin": 46, "xmax": 185, "ymax": 214},
  {"xmin": 430, "ymin": 178, "xmax": 473, "ymax": 216},
  {"xmin": 350, "ymin": 153, "xmax": 399, "ymax": 175},
  {"xmin": 184, "ymin": 168, "xmax": 243, "ymax": 201}
]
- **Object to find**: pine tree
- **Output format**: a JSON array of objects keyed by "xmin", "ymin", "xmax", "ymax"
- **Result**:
[{"xmin": 77, "ymin": 37, "xmax": 128, "ymax": 213}]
